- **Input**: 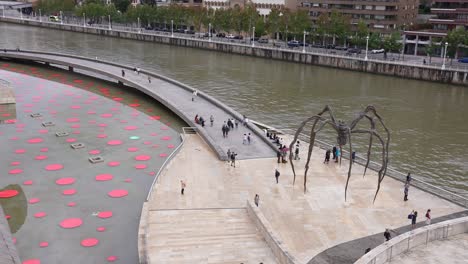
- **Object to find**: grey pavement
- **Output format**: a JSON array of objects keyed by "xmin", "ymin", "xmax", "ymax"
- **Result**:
[
  {"xmin": 0, "ymin": 50, "xmax": 277, "ymax": 160},
  {"xmin": 309, "ymin": 210, "xmax": 468, "ymax": 264},
  {"xmin": 0, "ymin": 207, "xmax": 21, "ymax": 264}
]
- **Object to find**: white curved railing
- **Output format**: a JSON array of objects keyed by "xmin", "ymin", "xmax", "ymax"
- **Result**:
[{"xmin": 354, "ymin": 216, "xmax": 468, "ymax": 264}]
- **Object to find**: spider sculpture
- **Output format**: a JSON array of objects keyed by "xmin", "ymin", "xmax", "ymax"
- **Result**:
[{"xmin": 288, "ymin": 105, "xmax": 390, "ymax": 202}]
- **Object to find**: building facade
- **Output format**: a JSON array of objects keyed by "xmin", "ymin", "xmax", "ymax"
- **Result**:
[
  {"xmin": 298, "ymin": 0, "xmax": 419, "ymax": 34},
  {"xmin": 429, "ymin": 0, "xmax": 468, "ymax": 32}
]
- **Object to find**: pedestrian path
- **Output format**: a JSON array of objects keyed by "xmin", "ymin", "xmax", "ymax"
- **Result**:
[
  {"xmin": 145, "ymin": 133, "xmax": 464, "ymax": 264},
  {"xmin": 0, "ymin": 50, "xmax": 277, "ymax": 160}
]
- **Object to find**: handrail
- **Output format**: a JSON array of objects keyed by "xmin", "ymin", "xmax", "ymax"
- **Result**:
[
  {"xmin": 251, "ymin": 120, "xmax": 468, "ymax": 208},
  {"xmin": 145, "ymin": 132, "xmax": 185, "ymax": 202}
]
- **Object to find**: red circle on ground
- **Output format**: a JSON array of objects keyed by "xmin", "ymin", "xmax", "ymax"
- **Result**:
[
  {"xmin": 0, "ymin": 190, "xmax": 19, "ymax": 198},
  {"xmin": 97, "ymin": 134, "xmax": 107, "ymax": 138},
  {"xmin": 135, "ymin": 155, "xmax": 151, "ymax": 161},
  {"xmin": 107, "ymin": 161, "xmax": 120, "ymax": 167},
  {"xmin": 66, "ymin": 138, "xmax": 76, "ymax": 143},
  {"xmin": 28, "ymin": 138, "xmax": 43, "ymax": 144},
  {"xmin": 35, "ymin": 155, "xmax": 48, "ymax": 160},
  {"xmin": 101, "ymin": 113, "xmax": 113, "ymax": 118},
  {"xmin": 15, "ymin": 149, "xmax": 26, "ymax": 154},
  {"xmin": 150, "ymin": 116, "xmax": 161, "ymax": 120},
  {"xmin": 81, "ymin": 238, "xmax": 99, "ymax": 247},
  {"xmin": 66, "ymin": 118, "xmax": 80, "ymax": 123},
  {"xmin": 107, "ymin": 256, "xmax": 118, "ymax": 262},
  {"xmin": 45, "ymin": 164, "xmax": 63, "ymax": 171},
  {"xmin": 10, "ymin": 161, "xmax": 21, "ymax": 166},
  {"xmin": 62, "ymin": 189, "xmax": 76, "ymax": 195},
  {"xmin": 9, "ymin": 168, "xmax": 23, "ymax": 174},
  {"xmin": 127, "ymin": 147, "xmax": 139, "ymax": 152},
  {"xmin": 23, "ymin": 180, "xmax": 33, "ymax": 185},
  {"xmin": 167, "ymin": 144, "xmax": 175, "ymax": 148},
  {"xmin": 159, "ymin": 153, "xmax": 168, "ymax": 157},
  {"xmin": 40, "ymin": 148, "xmax": 48, "ymax": 152},
  {"xmin": 89, "ymin": 150, "xmax": 101, "ymax": 155},
  {"xmin": 107, "ymin": 140, "xmax": 122, "ymax": 146},
  {"xmin": 95, "ymin": 174, "xmax": 113, "ymax": 181},
  {"xmin": 98, "ymin": 211, "xmax": 113, "ymax": 219},
  {"xmin": 55, "ymin": 178, "xmax": 76, "ymax": 185},
  {"xmin": 59, "ymin": 218, "xmax": 83, "ymax": 229},
  {"xmin": 29, "ymin": 198, "xmax": 40, "ymax": 204},
  {"xmin": 39, "ymin": 242, "xmax": 49, "ymax": 248},
  {"xmin": 67, "ymin": 202, "xmax": 76, "ymax": 207},
  {"xmin": 134, "ymin": 164, "xmax": 147, "ymax": 169},
  {"xmin": 161, "ymin": 136, "xmax": 171, "ymax": 140},
  {"xmin": 108, "ymin": 190, "xmax": 128, "ymax": 198},
  {"xmin": 22, "ymin": 259, "xmax": 41, "ymax": 264},
  {"xmin": 124, "ymin": 126, "xmax": 138, "ymax": 130},
  {"xmin": 34, "ymin": 212, "xmax": 47, "ymax": 218},
  {"xmin": 38, "ymin": 129, "xmax": 48, "ymax": 134},
  {"xmin": 97, "ymin": 226, "xmax": 106, "ymax": 232}
]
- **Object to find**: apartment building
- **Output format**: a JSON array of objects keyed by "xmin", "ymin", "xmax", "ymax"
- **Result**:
[
  {"xmin": 429, "ymin": 0, "xmax": 468, "ymax": 32},
  {"xmin": 298, "ymin": 0, "xmax": 419, "ymax": 34}
]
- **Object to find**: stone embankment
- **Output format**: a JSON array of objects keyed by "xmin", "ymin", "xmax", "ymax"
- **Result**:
[{"xmin": 1, "ymin": 17, "xmax": 468, "ymax": 86}]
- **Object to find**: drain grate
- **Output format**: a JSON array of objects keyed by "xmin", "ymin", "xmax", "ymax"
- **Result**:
[
  {"xmin": 70, "ymin": 143, "xmax": 85, "ymax": 149},
  {"xmin": 30, "ymin": 113, "xmax": 42, "ymax": 118},
  {"xmin": 42, "ymin": 121, "xmax": 55, "ymax": 127},
  {"xmin": 89, "ymin": 156, "xmax": 104, "ymax": 164},
  {"xmin": 56, "ymin": 132, "xmax": 69, "ymax": 137}
]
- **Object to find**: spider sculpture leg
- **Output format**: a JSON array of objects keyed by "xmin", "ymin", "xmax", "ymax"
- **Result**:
[
  {"xmin": 351, "ymin": 129, "xmax": 388, "ymax": 202},
  {"xmin": 362, "ymin": 115, "xmax": 376, "ymax": 177},
  {"xmin": 344, "ymin": 128, "xmax": 353, "ymax": 201}
]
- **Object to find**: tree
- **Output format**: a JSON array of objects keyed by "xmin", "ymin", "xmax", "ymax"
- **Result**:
[
  {"xmin": 315, "ymin": 12, "xmax": 329, "ymax": 45},
  {"xmin": 255, "ymin": 18, "xmax": 266, "ymax": 37},
  {"xmin": 267, "ymin": 8, "xmax": 282, "ymax": 40},
  {"xmin": 425, "ymin": 41, "xmax": 437, "ymax": 63},
  {"xmin": 351, "ymin": 20, "xmax": 368, "ymax": 48},
  {"xmin": 329, "ymin": 10, "xmax": 350, "ymax": 45},
  {"xmin": 445, "ymin": 27, "xmax": 468, "ymax": 59},
  {"xmin": 383, "ymin": 32, "xmax": 402, "ymax": 54},
  {"xmin": 114, "ymin": 0, "xmax": 131, "ymax": 13},
  {"xmin": 289, "ymin": 10, "xmax": 310, "ymax": 39},
  {"xmin": 36, "ymin": 0, "xmax": 76, "ymax": 14},
  {"xmin": 368, "ymin": 33, "xmax": 382, "ymax": 50}
]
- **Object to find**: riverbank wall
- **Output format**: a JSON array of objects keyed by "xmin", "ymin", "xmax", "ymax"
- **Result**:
[{"xmin": 1, "ymin": 17, "xmax": 468, "ymax": 86}]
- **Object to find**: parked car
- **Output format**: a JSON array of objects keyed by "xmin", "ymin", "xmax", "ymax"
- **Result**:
[
  {"xmin": 185, "ymin": 29, "xmax": 195, "ymax": 34},
  {"xmin": 233, "ymin": 35, "xmax": 243, "ymax": 40},
  {"xmin": 145, "ymin": 26, "xmax": 154, "ymax": 30},
  {"xmin": 226, "ymin": 34, "xmax": 235, "ymax": 39},
  {"xmin": 311, "ymin": 43, "xmax": 324, "ymax": 48},
  {"xmin": 258, "ymin": 38, "xmax": 269, "ymax": 44},
  {"xmin": 335, "ymin": 46, "xmax": 348, "ymax": 51},
  {"xmin": 458, "ymin": 57, "xmax": 468, "ymax": 63},
  {"xmin": 250, "ymin": 37, "xmax": 260, "ymax": 41},
  {"xmin": 346, "ymin": 48, "xmax": 362, "ymax": 55},
  {"xmin": 49, "ymin": 16, "xmax": 60, "ymax": 22},
  {"xmin": 287, "ymin": 40, "xmax": 301, "ymax": 47},
  {"xmin": 371, "ymin": 49, "xmax": 385, "ymax": 54},
  {"xmin": 216, "ymin": 33, "xmax": 226, "ymax": 38},
  {"xmin": 298, "ymin": 41, "xmax": 309, "ymax": 47},
  {"xmin": 326, "ymin": 44, "xmax": 336, "ymax": 49}
]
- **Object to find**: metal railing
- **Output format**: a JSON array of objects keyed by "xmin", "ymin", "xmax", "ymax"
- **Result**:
[{"xmin": 252, "ymin": 120, "xmax": 468, "ymax": 208}]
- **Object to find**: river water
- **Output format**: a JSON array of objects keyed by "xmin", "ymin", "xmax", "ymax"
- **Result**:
[{"xmin": 1, "ymin": 23, "xmax": 467, "ymax": 194}]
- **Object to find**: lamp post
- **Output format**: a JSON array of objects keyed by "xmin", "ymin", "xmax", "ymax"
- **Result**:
[
  {"xmin": 365, "ymin": 35, "xmax": 369, "ymax": 61},
  {"xmin": 20, "ymin": 10, "xmax": 23, "ymax": 20},
  {"xmin": 60, "ymin": 11, "xmax": 63, "ymax": 24},
  {"xmin": 302, "ymin": 31, "xmax": 307, "ymax": 53},
  {"xmin": 171, "ymin": 19, "xmax": 174, "ymax": 37},
  {"xmin": 83, "ymin": 13, "xmax": 86, "ymax": 27},
  {"xmin": 2, "ymin": 8, "xmax": 5, "ymax": 18},
  {"xmin": 252, "ymin": 26, "xmax": 255, "ymax": 47},
  {"xmin": 442, "ymin": 42, "xmax": 448, "ymax": 70},
  {"xmin": 108, "ymin": 15, "xmax": 111, "ymax": 30},
  {"xmin": 209, "ymin": 23, "xmax": 211, "ymax": 42},
  {"xmin": 39, "ymin": 9, "xmax": 41, "ymax": 22},
  {"xmin": 138, "ymin": 17, "xmax": 141, "ymax": 33}
]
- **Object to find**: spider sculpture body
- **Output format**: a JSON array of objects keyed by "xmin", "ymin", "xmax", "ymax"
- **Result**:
[{"xmin": 289, "ymin": 105, "xmax": 390, "ymax": 202}]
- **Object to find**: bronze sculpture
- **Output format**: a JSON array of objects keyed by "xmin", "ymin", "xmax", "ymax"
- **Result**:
[{"xmin": 289, "ymin": 105, "xmax": 390, "ymax": 202}]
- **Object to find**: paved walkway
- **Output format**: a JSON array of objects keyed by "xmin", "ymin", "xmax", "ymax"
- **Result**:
[
  {"xmin": 0, "ymin": 50, "xmax": 276, "ymax": 160},
  {"xmin": 0, "ymin": 207, "xmax": 21, "ymax": 264},
  {"xmin": 146, "ymin": 133, "xmax": 464, "ymax": 264}
]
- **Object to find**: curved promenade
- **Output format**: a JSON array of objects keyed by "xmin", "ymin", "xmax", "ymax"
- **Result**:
[{"xmin": 0, "ymin": 50, "xmax": 277, "ymax": 161}]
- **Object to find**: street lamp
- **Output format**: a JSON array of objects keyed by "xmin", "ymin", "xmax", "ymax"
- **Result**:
[
  {"xmin": 365, "ymin": 35, "xmax": 369, "ymax": 61},
  {"xmin": 60, "ymin": 11, "xmax": 63, "ymax": 24},
  {"xmin": 171, "ymin": 19, "xmax": 174, "ymax": 37},
  {"xmin": 442, "ymin": 42, "xmax": 448, "ymax": 70},
  {"xmin": 108, "ymin": 15, "xmax": 111, "ymax": 30},
  {"xmin": 20, "ymin": 9, "xmax": 23, "ymax": 20},
  {"xmin": 83, "ymin": 13, "xmax": 86, "ymax": 27},
  {"xmin": 209, "ymin": 23, "xmax": 211, "ymax": 42},
  {"xmin": 302, "ymin": 31, "xmax": 307, "ymax": 53},
  {"xmin": 39, "ymin": 9, "xmax": 41, "ymax": 22},
  {"xmin": 138, "ymin": 17, "xmax": 141, "ymax": 33},
  {"xmin": 252, "ymin": 26, "xmax": 255, "ymax": 47},
  {"xmin": 2, "ymin": 8, "xmax": 4, "ymax": 18}
]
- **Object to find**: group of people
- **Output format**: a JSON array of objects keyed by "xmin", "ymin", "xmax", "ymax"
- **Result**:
[
  {"xmin": 227, "ymin": 149, "xmax": 237, "ymax": 167},
  {"xmin": 221, "ymin": 118, "xmax": 238, "ymax": 138},
  {"xmin": 408, "ymin": 209, "xmax": 432, "ymax": 229},
  {"xmin": 120, "ymin": 67, "xmax": 151, "ymax": 83},
  {"xmin": 242, "ymin": 133, "xmax": 252, "ymax": 145},
  {"xmin": 404, "ymin": 173, "xmax": 412, "ymax": 201},
  {"xmin": 194, "ymin": 114, "xmax": 206, "ymax": 127}
]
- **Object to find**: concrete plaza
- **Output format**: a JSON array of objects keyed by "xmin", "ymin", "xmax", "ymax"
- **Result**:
[{"xmin": 144, "ymin": 134, "xmax": 464, "ymax": 263}]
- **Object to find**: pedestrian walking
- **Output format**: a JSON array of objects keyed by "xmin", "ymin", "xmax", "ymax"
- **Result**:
[
  {"xmin": 137, "ymin": 67, "xmax": 140, "ymax": 75},
  {"xmin": 210, "ymin": 115, "xmax": 214, "ymax": 127},
  {"xmin": 332, "ymin": 146, "xmax": 337, "ymax": 160},
  {"xmin": 227, "ymin": 119, "xmax": 233, "ymax": 129},
  {"xmin": 235, "ymin": 119, "xmax": 239, "ymax": 128},
  {"xmin": 406, "ymin": 172, "xmax": 412, "ymax": 184},
  {"xmin": 254, "ymin": 194, "xmax": 259, "ymax": 207},
  {"xmin": 225, "ymin": 123, "xmax": 230, "ymax": 137},
  {"xmin": 277, "ymin": 150, "xmax": 281, "ymax": 164},
  {"xmin": 227, "ymin": 149, "xmax": 231, "ymax": 160},
  {"xmin": 247, "ymin": 133, "xmax": 251, "ymax": 144},
  {"xmin": 192, "ymin": 89, "xmax": 198, "ymax": 101},
  {"xmin": 133, "ymin": 67, "xmax": 137, "ymax": 73},
  {"xmin": 148, "ymin": 76, "xmax": 151, "ymax": 83},
  {"xmin": 230, "ymin": 152, "xmax": 237, "ymax": 167},
  {"xmin": 335, "ymin": 148, "xmax": 340, "ymax": 163},
  {"xmin": 384, "ymin": 228, "xmax": 391, "ymax": 241},
  {"xmin": 275, "ymin": 169, "xmax": 280, "ymax": 184},
  {"xmin": 222, "ymin": 122, "xmax": 227, "ymax": 138},
  {"xmin": 324, "ymin": 149, "xmax": 331, "ymax": 164},
  {"xmin": 294, "ymin": 146, "xmax": 300, "ymax": 160},
  {"xmin": 352, "ymin": 151, "xmax": 356, "ymax": 163},
  {"xmin": 121, "ymin": 69, "xmax": 125, "ymax": 77},
  {"xmin": 409, "ymin": 210, "xmax": 418, "ymax": 229},
  {"xmin": 243, "ymin": 134, "xmax": 248, "ymax": 145},
  {"xmin": 180, "ymin": 180, "xmax": 186, "ymax": 195},
  {"xmin": 425, "ymin": 209, "xmax": 431, "ymax": 225},
  {"xmin": 404, "ymin": 182, "xmax": 409, "ymax": 201}
]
